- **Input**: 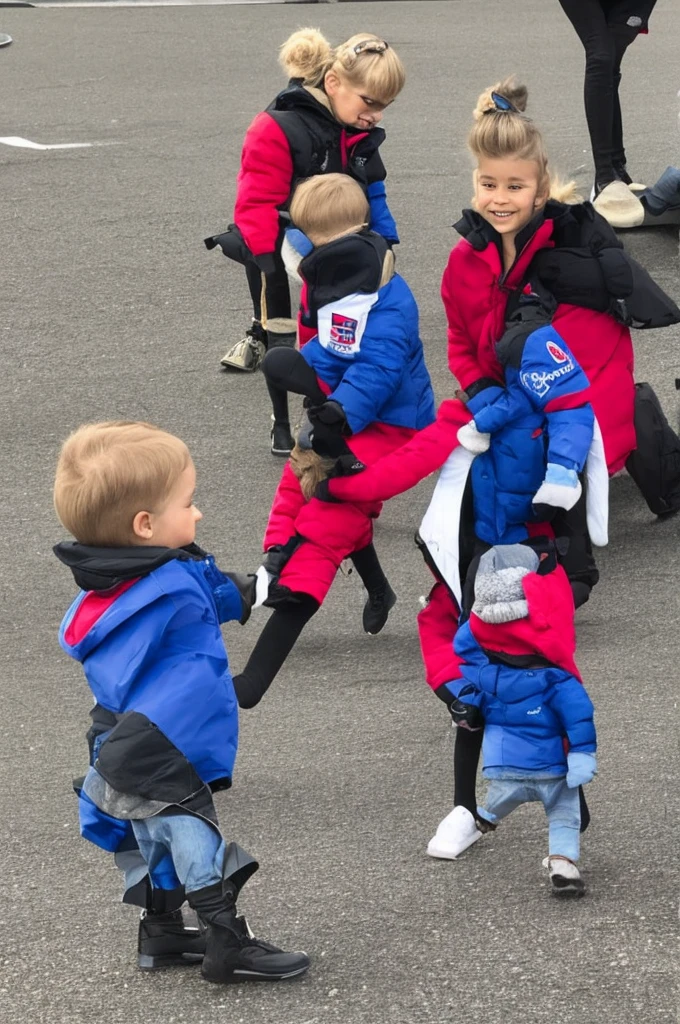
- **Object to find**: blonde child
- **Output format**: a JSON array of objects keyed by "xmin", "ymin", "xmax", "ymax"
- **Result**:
[
  {"xmin": 54, "ymin": 421, "xmax": 309, "ymax": 983},
  {"xmin": 206, "ymin": 27, "xmax": 405, "ymax": 456}
]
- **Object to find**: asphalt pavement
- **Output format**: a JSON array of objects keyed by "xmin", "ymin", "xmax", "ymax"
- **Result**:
[{"xmin": 0, "ymin": 2, "xmax": 679, "ymax": 1022}]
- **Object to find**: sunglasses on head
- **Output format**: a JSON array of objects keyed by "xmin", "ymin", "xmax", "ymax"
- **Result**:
[{"xmin": 353, "ymin": 39, "xmax": 389, "ymax": 56}]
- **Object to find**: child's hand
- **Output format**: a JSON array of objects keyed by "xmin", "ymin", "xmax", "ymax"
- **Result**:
[
  {"xmin": 449, "ymin": 697, "xmax": 484, "ymax": 732},
  {"xmin": 566, "ymin": 751, "xmax": 597, "ymax": 788},
  {"xmin": 261, "ymin": 536, "xmax": 301, "ymax": 582},
  {"xmin": 315, "ymin": 454, "xmax": 367, "ymax": 503},
  {"xmin": 457, "ymin": 421, "xmax": 491, "ymax": 454}
]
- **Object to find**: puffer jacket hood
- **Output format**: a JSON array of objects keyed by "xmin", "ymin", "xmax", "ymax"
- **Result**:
[{"xmin": 53, "ymin": 540, "xmax": 204, "ymax": 592}]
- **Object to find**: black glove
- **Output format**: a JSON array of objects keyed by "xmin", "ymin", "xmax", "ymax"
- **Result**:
[
  {"xmin": 224, "ymin": 572, "xmax": 258, "ymax": 625},
  {"xmin": 448, "ymin": 697, "xmax": 484, "ymax": 732},
  {"xmin": 261, "ymin": 535, "xmax": 302, "ymax": 581},
  {"xmin": 315, "ymin": 453, "xmax": 367, "ymax": 502},
  {"xmin": 304, "ymin": 400, "xmax": 353, "ymax": 458}
]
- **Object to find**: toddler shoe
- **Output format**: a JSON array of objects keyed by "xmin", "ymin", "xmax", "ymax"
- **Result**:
[
  {"xmin": 426, "ymin": 806, "xmax": 482, "ymax": 860},
  {"xmin": 545, "ymin": 855, "xmax": 585, "ymax": 897},
  {"xmin": 138, "ymin": 907, "xmax": 205, "ymax": 970}
]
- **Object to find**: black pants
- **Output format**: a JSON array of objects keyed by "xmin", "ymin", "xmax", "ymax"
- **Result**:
[
  {"xmin": 557, "ymin": 0, "xmax": 642, "ymax": 184},
  {"xmin": 233, "ymin": 543, "xmax": 388, "ymax": 709},
  {"xmin": 245, "ymin": 258, "xmax": 291, "ymax": 324}
]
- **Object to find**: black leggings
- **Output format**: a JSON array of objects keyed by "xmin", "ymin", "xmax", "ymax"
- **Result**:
[
  {"xmin": 245, "ymin": 258, "xmax": 291, "ymax": 323},
  {"xmin": 233, "ymin": 543, "xmax": 388, "ymax": 709},
  {"xmin": 557, "ymin": 0, "xmax": 641, "ymax": 183}
]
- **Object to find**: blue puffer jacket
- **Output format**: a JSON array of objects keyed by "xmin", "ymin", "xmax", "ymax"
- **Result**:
[
  {"xmin": 448, "ymin": 621, "xmax": 596, "ymax": 777},
  {"xmin": 301, "ymin": 273, "xmax": 436, "ymax": 435},
  {"xmin": 59, "ymin": 553, "xmax": 242, "ymax": 788},
  {"xmin": 466, "ymin": 324, "xmax": 594, "ymax": 544}
]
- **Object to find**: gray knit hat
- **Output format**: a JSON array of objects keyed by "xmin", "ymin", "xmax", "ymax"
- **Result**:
[{"xmin": 472, "ymin": 545, "xmax": 539, "ymax": 624}]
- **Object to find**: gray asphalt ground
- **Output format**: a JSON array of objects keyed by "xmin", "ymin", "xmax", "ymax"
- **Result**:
[{"xmin": 1, "ymin": 2, "xmax": 679, "ymax": 1021}]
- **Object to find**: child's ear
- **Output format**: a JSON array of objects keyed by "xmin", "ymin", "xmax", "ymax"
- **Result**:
[
  {"xmin": 324, "ymin": 69, "xmax": 340, "ymax": 97},
  {"xmin": 132, "ymin": 510, "xmax": 153, "ymax": 540}
]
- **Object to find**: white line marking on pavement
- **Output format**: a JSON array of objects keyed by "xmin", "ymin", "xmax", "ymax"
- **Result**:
[{"xmin": 0, "ymin": 136, "xmax": 120, "ymax": 151}]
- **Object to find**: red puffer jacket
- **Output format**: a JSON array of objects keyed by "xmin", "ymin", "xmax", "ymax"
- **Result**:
[{"xmin": 442, "ymin": 207, "xmax": 636, "ymax": 474}]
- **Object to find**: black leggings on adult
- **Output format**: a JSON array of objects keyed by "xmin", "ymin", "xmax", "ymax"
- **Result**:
[{"xmin": 557, "ymin": 0, "xmax": 656, "ymax": 186}]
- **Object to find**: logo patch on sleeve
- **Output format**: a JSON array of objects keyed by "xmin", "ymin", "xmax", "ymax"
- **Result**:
[
  {"xmin": 546, "ymin": 341, "xmax": 569, "ymax": 364},
  {"xmin": 330, "ymin": 313, "xmax": 358, "ymax": 348}
]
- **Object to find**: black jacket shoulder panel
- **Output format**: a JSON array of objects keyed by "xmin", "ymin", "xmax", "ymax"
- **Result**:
[
  {"xmin": 53, "ymin": 541, "xmax": 205, "ymax": 592},
  {"xmin": 300, "ymin": 231, "xmax": 388, "ymax": 318}
]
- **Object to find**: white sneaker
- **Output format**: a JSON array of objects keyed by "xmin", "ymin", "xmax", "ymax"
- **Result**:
[
  {"xmin": 592, "ymin": 180, "xmax": 644, "ymax": 229},
  {"xmin": 426, "ymin": 806, "xmax": 483, "ymax": 860},
  {"xmin": 546, "ymin": 855, "xmax": 585, "ymax": 897}
]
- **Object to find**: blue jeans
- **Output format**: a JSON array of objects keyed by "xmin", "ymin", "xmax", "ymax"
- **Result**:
[
  {"xmin": 130, "ymin": 813, "xmax": 226, "ymax": 895},
  {"xmin": 479, "ymin": 777, "xmax": 581, "ymax": 861}
]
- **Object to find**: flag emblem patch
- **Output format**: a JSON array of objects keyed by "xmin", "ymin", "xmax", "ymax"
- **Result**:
[{"xmin": 330, "ymin": 313, "xmax": 358, "ymax": 347}]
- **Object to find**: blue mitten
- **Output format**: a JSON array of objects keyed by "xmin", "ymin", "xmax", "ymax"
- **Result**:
[{"xmin": 566, "ymin": 751, "xmax": 597, "ymax": 788}]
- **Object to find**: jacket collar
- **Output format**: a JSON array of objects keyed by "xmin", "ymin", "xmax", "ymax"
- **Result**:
[
  {"xmin": 454, "ymin": 202, "xmax": 569, "ymax": 285},
  {"xmin": 54, "ymin": 541, "xmax": 205, "ymax": 593},
  {"xmin": 274, "ymin": 80, "xmax": 384, "ymax": 146},
  {"xmin": 300, "ymin": 230, "xmax": 389, "ymax": 322}
]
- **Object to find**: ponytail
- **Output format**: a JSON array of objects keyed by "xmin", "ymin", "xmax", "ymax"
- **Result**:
[{"xmin": 469, "ymin": 77, "xmax": 578, "ymax": 202}]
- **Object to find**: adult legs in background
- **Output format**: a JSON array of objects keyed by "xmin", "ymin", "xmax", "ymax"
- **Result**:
[{"xmin": 557, "ymin": 0, "xmax": 638, "ymax": 189}]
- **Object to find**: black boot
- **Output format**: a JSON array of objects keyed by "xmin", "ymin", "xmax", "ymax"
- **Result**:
[
  {"xmin": 362, "ymin": 582, "xmax": 397, "ymax": 635},
  {"xmin": 270, "ymin": 419, "xmax": 295, "ymax": 457},
  {"xmin": 187, "ymin": 843, "xmax": 310, "ymax": 984},
  {"xmin": 138, "ymin": 907, "xmax": 205, "ymax": 970}
]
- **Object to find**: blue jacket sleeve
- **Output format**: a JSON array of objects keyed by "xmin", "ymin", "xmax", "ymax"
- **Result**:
[
  {"xmin": 443, "ymin": 677, "xmax": 484, "ymax": 709},
  {"xmin": 545, "ymin": 672, "xmax": 597, "ymax": 753},
  {"xmin": 203, "ymin": 558, "xmax": 247, "ymax": 624},
  {"xmin": 515, "ymin": 326, "xmax": 591, "ymax": 411},
  {"xmin": 328, "ymin": 308, "xmax": 410, "ymax": 434},
  {"xmin": 544, "ymin": 405, "xmax": 594, "ymax": 472},
  {"xmin": 366, "ymin": 181, "xmax": 399, "ymax": 245},
  {"xmin": 471, "ymin": 383, "xmax": 535, "ymax": 434}
]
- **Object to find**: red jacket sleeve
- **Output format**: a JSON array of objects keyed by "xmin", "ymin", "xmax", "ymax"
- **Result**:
[
  {"xmin": 327, "ymin": 399, "xmax": 471, "ymax": 503},
  {"xmin": 233, "ymin": 112, "xmax": 294, "ymax": 263},
  {"xmin": 441, "ymin": 248, "xmax": 487, "ymax": 390}
]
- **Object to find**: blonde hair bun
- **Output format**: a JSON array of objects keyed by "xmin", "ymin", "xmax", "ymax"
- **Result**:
[
  {"xmin": 279, "ymin": 27, "xmax": 332, "ymax": 82},
  {"xmin": 473, "ymin": 77, "xmax": 528, "ymax": 120}
]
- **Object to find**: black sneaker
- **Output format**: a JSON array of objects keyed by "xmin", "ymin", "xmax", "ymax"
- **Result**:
[
  {"xmin": 271, "ymin": 421, "xmax": 294, "ymax": 457},
  {"xmin": 362, "ymin": 582, "xmax": 397, "ymax": 635},
  {"xmin": 138, "ymin": 908, "xmax": 205, "ymax": 970},
  {"xmin": 202, "ymin": 916, "xmax": 310, "ymax": 984}
]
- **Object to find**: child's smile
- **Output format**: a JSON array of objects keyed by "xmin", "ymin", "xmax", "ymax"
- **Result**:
[{"xmin": 474, "ymin": 156, "xmax": 547, "ymax": 244}]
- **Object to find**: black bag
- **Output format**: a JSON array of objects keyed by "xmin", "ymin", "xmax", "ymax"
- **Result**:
[{"xmin": 625, "ymin": 383, "xmax": 680, "ymax": 517}]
